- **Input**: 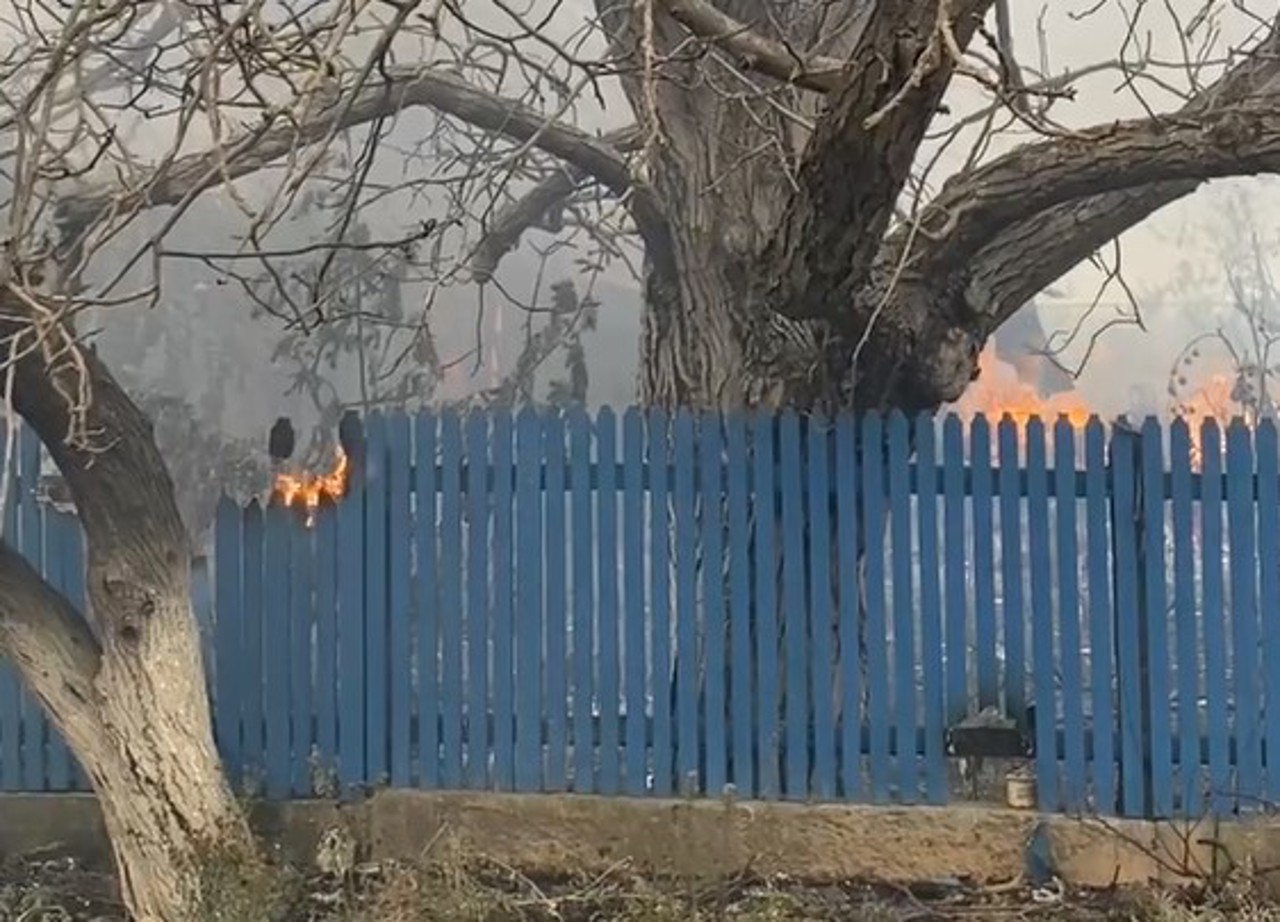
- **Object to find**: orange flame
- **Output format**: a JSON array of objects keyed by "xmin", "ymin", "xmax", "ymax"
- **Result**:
[
  {"xmin": 948, "ymin": 345, "xmax": 1241, "ymax": 470},
  {"xmin": 272, "ymin": 448, "xmax": 349, "ymax": 526},
  {"xmin": 948, "ymin": 344, "xmax": 1093, "ymax": 432},
  {"xmin": 1172, "ymin": 373, "xmax": 1236, "ymax": 469}
]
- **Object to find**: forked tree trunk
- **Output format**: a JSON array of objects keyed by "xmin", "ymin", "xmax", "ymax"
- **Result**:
[
  {"xmin": 0, "ymin": 542, "xmax": 260, "ymax": 920},
  {"xmin": 0, "ymin": 314, "xmax": 267, "ymax": 921}
]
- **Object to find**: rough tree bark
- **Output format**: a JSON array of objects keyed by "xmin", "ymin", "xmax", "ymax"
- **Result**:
[
  {"xmin": 580, "ymin": 0, "xmax": 1280, "ymax": 416},
  {"xmin": 5, "ymin": 0, "xmax": 1279, "ymax": 911},
  {"xmin": 0, "ymin": 295, "xmax": 261, "ymax": 920}
]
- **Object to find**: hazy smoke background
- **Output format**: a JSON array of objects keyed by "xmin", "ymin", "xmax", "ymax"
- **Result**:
[{"xmin": 8, "ymin": 2, "xmax": 1279, "ymax": 538}]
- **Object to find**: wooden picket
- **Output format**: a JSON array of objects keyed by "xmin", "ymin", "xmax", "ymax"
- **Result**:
[
  {"xmin": 1055, "ymin": 420, "xmax": 1086, "ymax": 813},
  {"xmin": 6, "ymin": 407, "xmax": 1280, "ymax": 822},
  {"xmin": 1260, "ymin": 421, "xmax": 1280, "ymax": 805}
]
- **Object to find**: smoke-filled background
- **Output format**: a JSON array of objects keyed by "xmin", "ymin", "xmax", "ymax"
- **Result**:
[{"xmin": 5, "ymin": 1, "xmax": 1278, "ymax": 543}]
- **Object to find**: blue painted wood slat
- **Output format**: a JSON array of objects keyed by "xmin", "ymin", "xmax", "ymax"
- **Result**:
[
  {"xmin": 1110, "ymin": 425, "xmax": 1146, "ymax": 818},
  {"xmin": 1084, "ymin": 419, "xmax": 1116, "ymax": 815},
  {"xmin": 752, "ymin": 411, "xmax": 780, "ymax": 800},
  {"xmin": 243, "ymin": 501, "xmax": 266, "ymax": 788},
  {"xmin": 887, "ymin": 411, "xmax": 917, "ymax": 802},
  {"xmin": 596, "ymin": 408, "xmax": 621, "ymax": 794},
  {"xmin": 465, "ymin": 411, "xmax": 492, "ymax": 789},
  {"xmin": 568, "ymin": 409, "xmax": 596, "ymax": 793},
  {"xmin": 807, "ymin": 413, "xmax": 835, "ymax": 801},
  {"xmin": 289, "ymin": 508, "xmax": 314, "ymax": 796},
  {"xmin": 971, "ymin": 416, "xmax": 999, "ymax": 710},
  {"xmin": 515, "ymin": 408, "xmax": 545, "ymax": 793},
  {"xmin": 622, "ymin": 408, "xmax": 647, "ymax": 796},
  {"xmin": 387, "ymin": 412, "xmax": 414, "ymax": 789},
  {"xmin": 314, "ymin": 502, "xmax": 339, "ymax": 786},
  {"xmin": 263, "ymin": 503, "xmax": 292, "ymax": 799},
  {"xmin": 543, "ymin": 413, "xmax": 569, "ymax": 792},
  {"xmin": 414, "ymin": 413, "xmax": 440, "ymax": 789},
  {"xmin": 337, "ymin": 437, "xmax": 366, "ymax": 794},
  {"xmin": 834, "ymin": 413, "xmax": 860, "ymax": 801},
  {"xmin": 1054, "ymin": 420, "xmax": 1086, "ymax": 813},
  {"xmin": 942, "ymin": 415, "xmax": 967, "ymax": 725},
  {"xmin": 438, "ymin": 412, "xmax": 465, "ymax": 789},
  {"xmin": 862, "ymin": 412, "xmax": 890, "ymax": 801},
  {"xmin": 648, "ymin": 410, "xmax": 673, "ymax": 796},
  {"xmin": 1258, "ymin": 420, "xmax": 1280, "ymax": 804},
  {"xmin": 726, "ymin": 412, "xmax": 753, "ymax": 797},
  {"xmin": 915, "ymin": 414, "xmax": 946, "ymax": 805},
  {"xmin": 1026, "ymin": 418, "xmax": 1057, "ymax": 811},
  {"xmin": 1200, "ymin": 421, "xmax": 1231, "ymax": 815},
  {"xmin": 997, "ymin": 416, "xmax": 1025, "ymax": 725},
  {"xmin": 779, "ymin": 410, "xmax": 808, "ymax": 801},
  {"xmin": 488, "ymin": 412, "xmax": 514, "ymax": 793},
  {"xmin": 1169, "ymin": 420, "xmax": 1200, "ymax": 815},
  {"xmin": 1227, "ymin": 421, "xmax": 1261, "ymax": 809},
  {"xmin": 700, "ymin": 411, "xmax": 728, "ymax": 796},
  {"xmin": 491, "ymin": 410, "xmax": 515, "ymax": 791},
  {"xmin": 1140, "ymin": 418, "xmax": 1173, "ymax": 817},
  {"xmin": 363, "ymin": 413, "xmax": 389, "ymax": 786},
  {"xmin": 673, "ymin": 410, "xmax": 698, "ymax": 794}
]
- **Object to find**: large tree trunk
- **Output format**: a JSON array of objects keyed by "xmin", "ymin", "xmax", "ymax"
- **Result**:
[
  {"xmin": 0, "ymin": 542, "xmax": 258, "ymax": 920},
  {"xmin": 0, "ymin": 302, "xmax": 267, "ymax": 921},
  {"xmin": 84, "ymin": 595, "xmax": 254, "ymax": 919}
]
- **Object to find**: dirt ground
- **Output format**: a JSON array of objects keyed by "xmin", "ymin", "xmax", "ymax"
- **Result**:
[{"xmin": 3, "ymin": 847, "xmax": 1280, "ymax": 922}]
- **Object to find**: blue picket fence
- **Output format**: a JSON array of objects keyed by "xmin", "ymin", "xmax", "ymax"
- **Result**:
[
  {"xmin": 0, "ymin": 423, "xmax": 89, "ymax": 792},
  {"xmin": 1, "ymin": 407, "xmax": 1278, "ymax": 822}
]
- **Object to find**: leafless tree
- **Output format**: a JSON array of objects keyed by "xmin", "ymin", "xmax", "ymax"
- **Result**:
[
  {"xmin": 1167, "ymin": 189, "xmax": 1280, "ymax": 427},
  {"xmin": 1, "ymin": 0, "xmax": 1280, "ymax": 916}
]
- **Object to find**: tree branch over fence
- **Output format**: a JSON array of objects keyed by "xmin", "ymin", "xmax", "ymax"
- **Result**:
[
  {"xmin": 912, "ymin": 13, "xmax": 1280, "ymax": 323},
  {"xmin": 914, "ymin": 105, "xmax": 1280, "ymax": 275},
  {"xmin": 60, "ymin": 66, "xmax": 656, "ymax": 239},
  {"xmin": 470, "ymin": 126, "xmax": 643, "ymax": 282}
]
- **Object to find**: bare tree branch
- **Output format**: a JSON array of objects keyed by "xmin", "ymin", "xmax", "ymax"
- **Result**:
[
  {"xmin": 923, "ymin": 14, "xmax": 1280, "ymax": 323},
  {"xmin": 964, "ymin": 181, "xmax": 1198, "ymax": 328},
  {"xmin": 469, "ymin": 169, "xmax": 583, "ymax": 283},
  {"xmin": 61, "ymin": 65, "xmax": 646, "ymax": 227},
  {"xmin": 756, "ymin": 0, "xmax": 994, "ymax": 322},
  {"xmin": 911, "ymin": 104, "xmax": 1280, "ymax": 278},
  {"xmin": 469, "ymin": 126, "xmax": 642, "ymax": 281},
  {"xmin": 656, "ymin": 0, "xmax": 849, "ymax": 92}
]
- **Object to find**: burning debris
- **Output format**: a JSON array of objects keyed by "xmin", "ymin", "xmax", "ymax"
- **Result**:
[{"xmin": 266, "ymin": 412, "xmax": 361, "ymax": 526}]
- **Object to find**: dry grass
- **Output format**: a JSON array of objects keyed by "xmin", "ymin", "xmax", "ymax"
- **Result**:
[{"xmin": 4, "ymin": 839, "xmax": 1280, "ymax": 921}]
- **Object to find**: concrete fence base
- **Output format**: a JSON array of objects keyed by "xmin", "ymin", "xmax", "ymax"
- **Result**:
[{"xmin": 2, "ymin": 791, "xmax": 1279, "ymax": 894}]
